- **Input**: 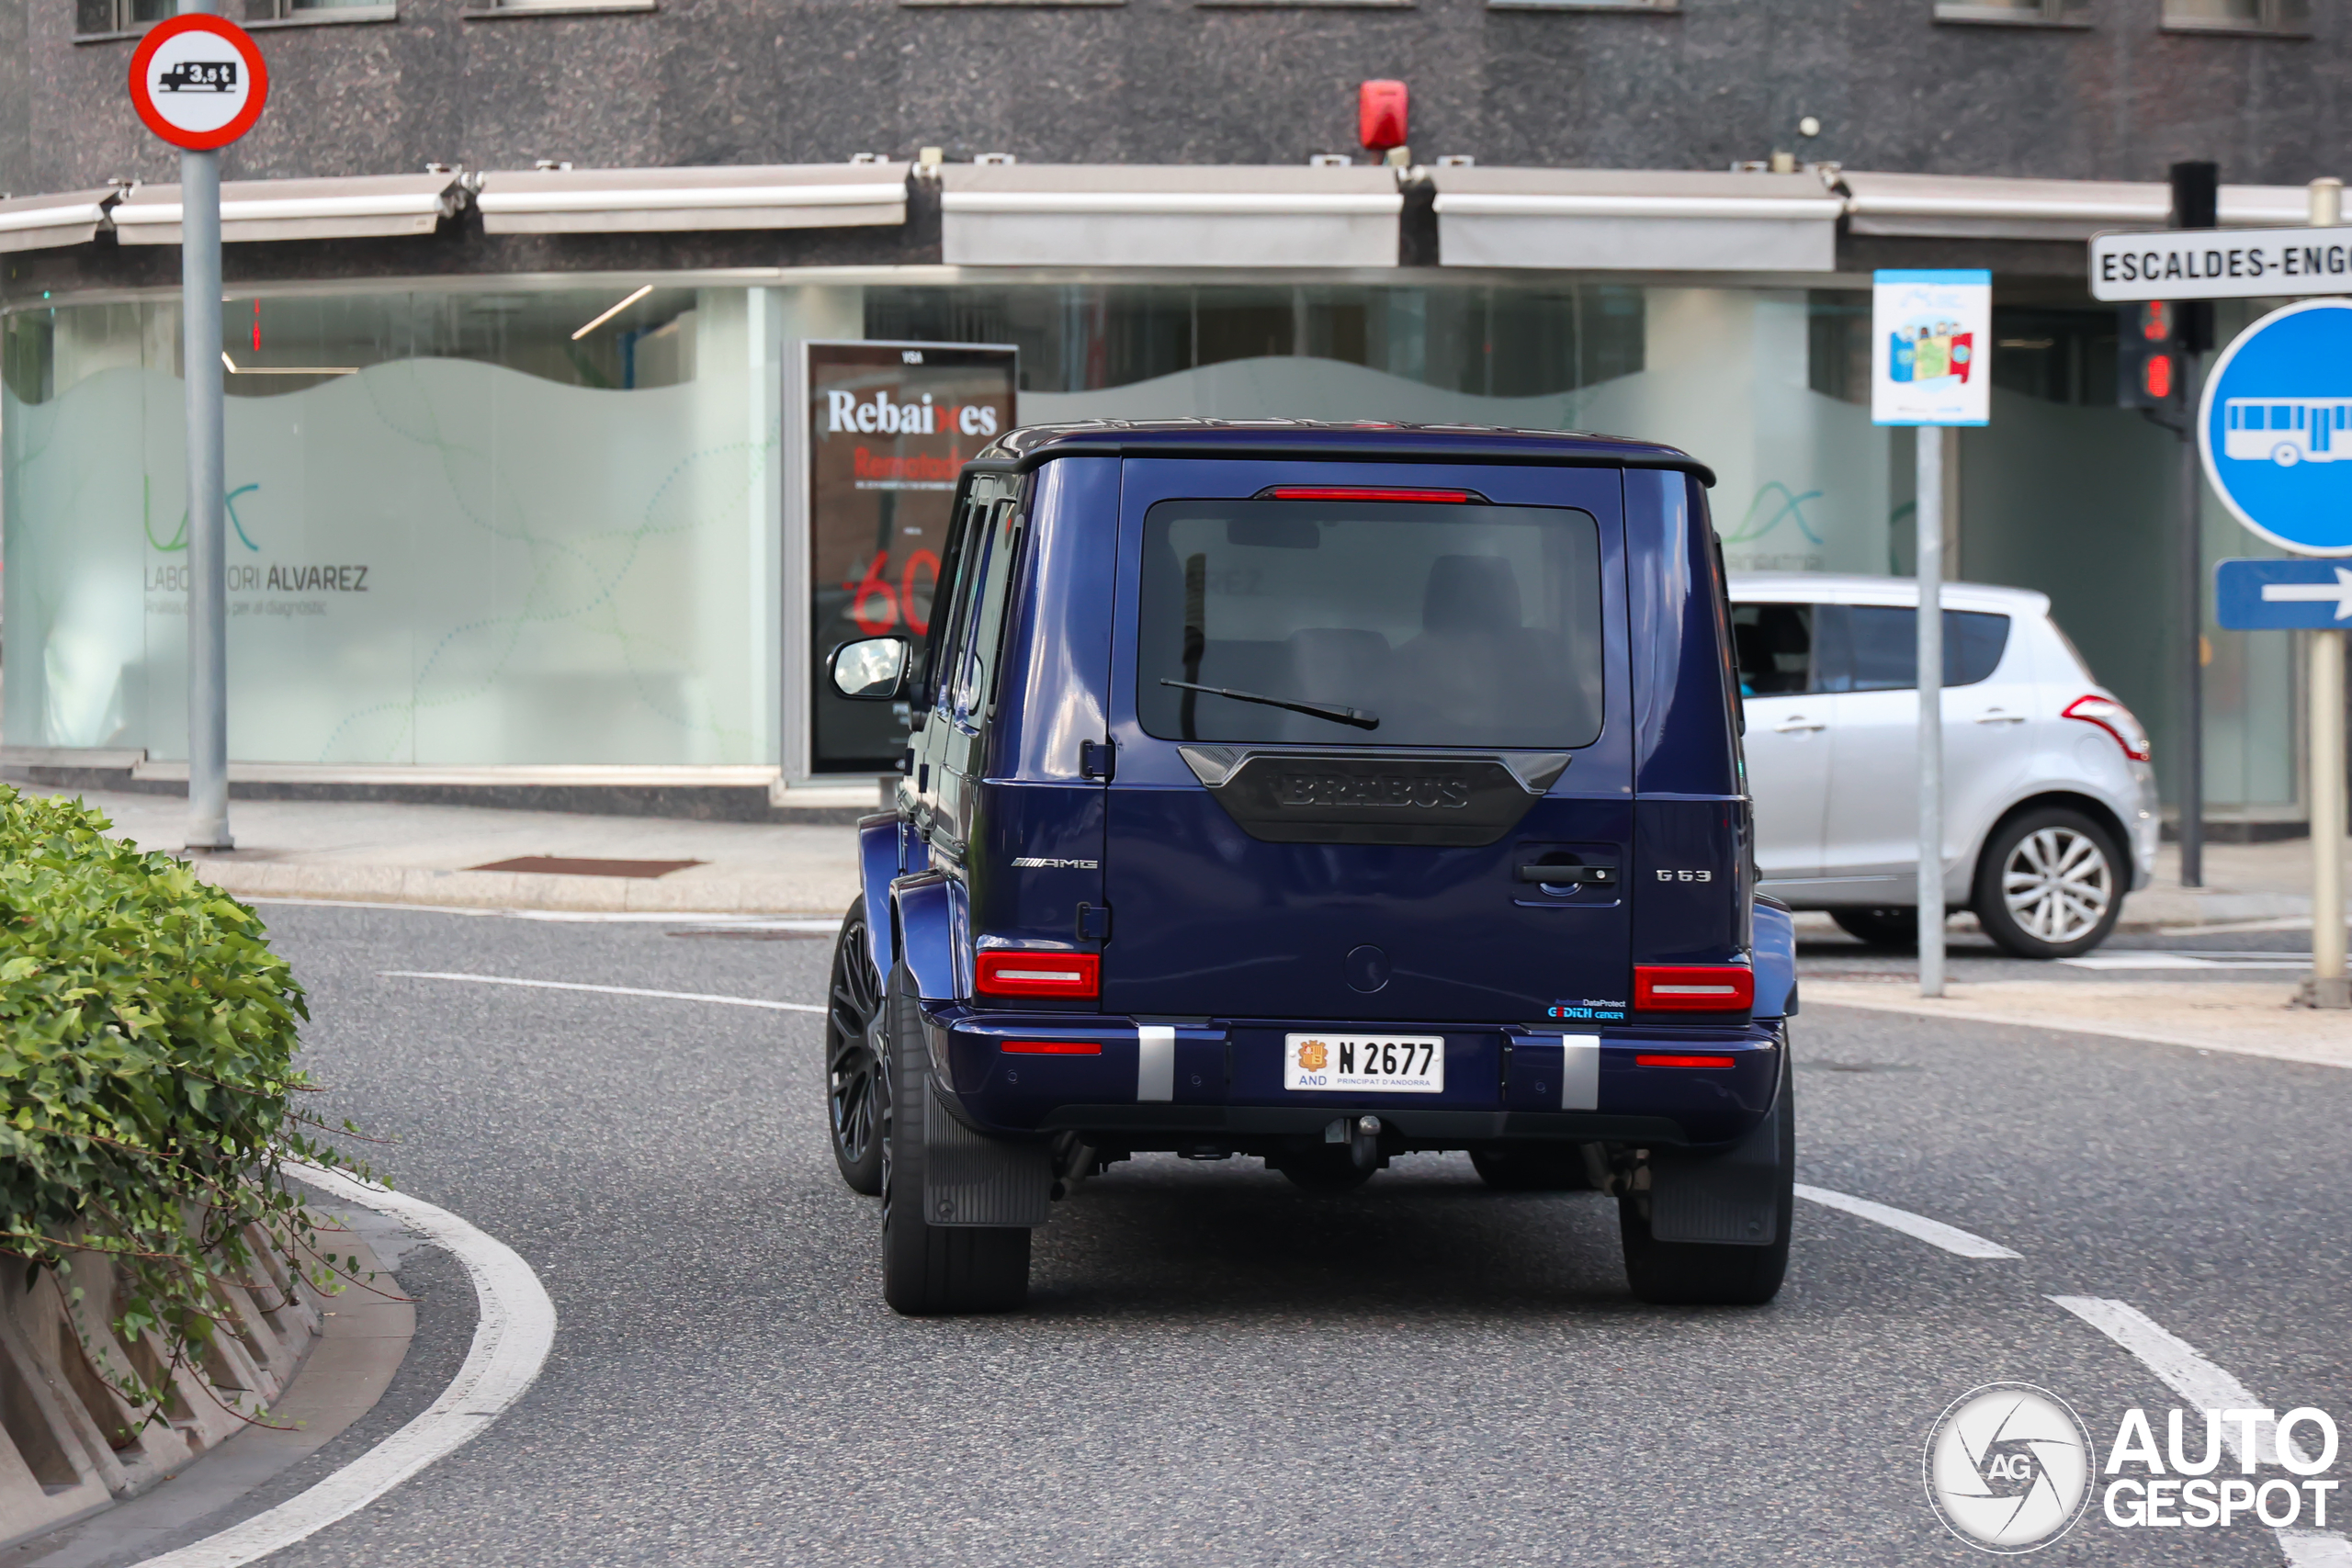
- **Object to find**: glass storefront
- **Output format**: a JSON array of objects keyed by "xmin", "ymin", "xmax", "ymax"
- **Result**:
[{"xmin": 0, "ymin": 274, "xmax": 2301, "ymax": 807}]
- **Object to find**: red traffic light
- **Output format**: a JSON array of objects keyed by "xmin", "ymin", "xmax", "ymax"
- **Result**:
[
  {"xmin": 2139, "ymin": 301, "xmax": 2173, "ymax": 342},
  {"xmin": 2142, "ymin": 354, "xmax": 2175, "ymax": 401},
  {"xmin": 1359, "ymin": 80, "xmax": 1408, "ymax": 153}
]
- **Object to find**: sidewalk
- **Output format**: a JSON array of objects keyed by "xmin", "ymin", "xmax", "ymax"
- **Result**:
[
  {"xmin": 2122, "ymin": 837, "xmax": 2335, "ymax": 929},
  {"xmin": 1805, "ymin": 979, "xmax": 2352, "ymax": 1072},
  {"xmin": 17, "ymin": 785, "xmax": 865, "ymax": 915}
]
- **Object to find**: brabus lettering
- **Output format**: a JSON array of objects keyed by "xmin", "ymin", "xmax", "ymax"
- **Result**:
[{"xmin": 1272, "ymin": 773, "xmax": 1471, "ymax": 809}]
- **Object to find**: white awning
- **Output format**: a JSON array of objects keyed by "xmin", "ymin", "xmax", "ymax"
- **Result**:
[
  {"xmin": 940, "ymin": 165, "xmax": 1404, "ymax": 267},
  {"xmin": 111, "ymin": 174, "xmax": 466, "ymax": 245},
  {"xmin": 1433, "ymin": 169, "xmax": 1841, "ymax": 272},
  {"xmin": 475, "ymin": 164, "xmax": 907, "ymax": 234},
  {"xmin": 1840, "ymin": 171, "xmax": 2342, "ymax": 240},
  {"xmin": 0, "ymin": 189, "xmax": 117, "ymax": 254}
]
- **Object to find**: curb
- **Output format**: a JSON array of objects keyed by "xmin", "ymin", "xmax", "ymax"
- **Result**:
[
  {"xmin": 184, "ymin": 859, "xmax": 855, "ymax": 917},
  {"xmin": 0, "ymin": 1226, "xmax": 322, "ymax": 1548}
]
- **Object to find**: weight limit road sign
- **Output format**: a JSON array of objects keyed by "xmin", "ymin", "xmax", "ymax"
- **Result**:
[
  {"xmin": 129, "ymin": 14, "xmax": 267, "ymax": 152},
  {"xmin": 2216, "ymin": 559, "xmax": 2352, "ymax": 629}
]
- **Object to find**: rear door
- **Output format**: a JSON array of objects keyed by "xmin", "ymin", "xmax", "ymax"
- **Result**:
[
  {"xmin": 1730, "ymin": 599, "xmax": 1831, "ymax": 885},
  {"xmin": 1098, "ymin": 458, "xmax": 1634, "ymax": 1026}
]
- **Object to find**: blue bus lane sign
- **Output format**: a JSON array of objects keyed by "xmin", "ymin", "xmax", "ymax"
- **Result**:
[{"xmin": 2198, "ymin": 299, "xmax": 2352, "ymax": 558}]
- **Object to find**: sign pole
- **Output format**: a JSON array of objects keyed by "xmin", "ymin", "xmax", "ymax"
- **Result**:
[
  {"xmin": 1872, "ymin": 268, "xmax": 1987, "ymax": 998},
  {"xmin": 2307, "ymin": 176, "xmax": 2346, "ymax": 1009},
  {"xmin": 182, "ymin": 134, "xmax": 231, "ymax": 850},
  {"xmin": 1917, "ymin": 429, "xmax": 1946, "ymax": 997},
  {"xmin": 2170, "ymin": 162, "xmax": 2218, "ymax": 890},
  {"xmin": 130, "ymin": 3, "xmax": 266, "ymax": 850}
]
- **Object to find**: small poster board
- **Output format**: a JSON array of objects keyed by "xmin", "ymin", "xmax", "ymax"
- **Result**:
[
  {"xmin": 1872, "ymin": 269, "xmax": 1993, "ymax": 428},
  {"xmin": 806, "ymin": 340, "xmax": 1018, "ymax": 773}
]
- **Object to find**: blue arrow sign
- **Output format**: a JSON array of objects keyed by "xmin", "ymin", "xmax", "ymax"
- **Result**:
[
  {"xmin": 2199, "ymin": 299, "xmax": 2352, "ymax": 558},
  {"xmin": 2215, "ymin": 558, "xmax": 2352, "ymax": 629}
]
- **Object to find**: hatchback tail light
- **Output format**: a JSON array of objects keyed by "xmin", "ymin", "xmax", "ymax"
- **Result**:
[
  {"xmin": 1634, "ymin": 964, "xmax": 1755, "ymax": 1012},
  {"xmin": 2063, "ymin": 694, "xmax": 2153, "ymax": 762},
  {"xmin": 975, "ymin": 951, "xmax": 1100, "ymax": 999}
]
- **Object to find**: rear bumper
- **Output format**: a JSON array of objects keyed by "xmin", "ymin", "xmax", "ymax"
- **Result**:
[{"xmin": 922, "ymin": 1006, "xmax": 1781, "ymax": 1150}]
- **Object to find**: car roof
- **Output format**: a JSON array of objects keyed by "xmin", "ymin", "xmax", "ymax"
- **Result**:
[
  {"xmin": 971, "ymin": 419, "xmax": 1716, "ymax": 488},
  {"xmin": 1727, "ymin": 570, "xmax": 2051, "ymax": 616}
]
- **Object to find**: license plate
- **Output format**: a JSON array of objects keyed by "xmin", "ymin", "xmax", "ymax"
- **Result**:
[{"xmin": 1283, "ymin": 1032, "xmax": 1444, "ymax": 1094}]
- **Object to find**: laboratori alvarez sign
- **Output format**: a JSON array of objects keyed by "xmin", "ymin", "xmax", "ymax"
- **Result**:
[
  {"xmin": 142, "ymin": 483, "xmax": 370, "ymax": 622},
  {"xmin": 1924, "ymin": 1383, "xmax": 2343, "ymax": 1553}
]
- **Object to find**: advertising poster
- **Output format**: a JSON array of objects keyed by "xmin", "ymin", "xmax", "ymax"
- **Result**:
[
  {"xmin": 1871, "ymin": 269, "xmax": 1992, "ymax": 427},
  {"xmin": 806, "ymin": 340, "xmax": 1017, "ymax": 773}
]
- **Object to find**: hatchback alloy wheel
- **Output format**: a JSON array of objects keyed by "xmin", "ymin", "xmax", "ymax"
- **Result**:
[
  {"xmin": 1973, "ymin": 807, "xmax": 2126, "ymax": 960},
  {"xmin": 825, "ymin": 903, "xmax": 888, "ymax": 1194},
  {"xmin": 2002, "ymin": 825, "xmax": 2112, "ymax": 943}
]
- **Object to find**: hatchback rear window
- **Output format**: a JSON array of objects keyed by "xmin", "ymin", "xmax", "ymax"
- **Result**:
[{"xmin": 1136, "ymin": 498, "xmax": 1604, "ymax": 750}]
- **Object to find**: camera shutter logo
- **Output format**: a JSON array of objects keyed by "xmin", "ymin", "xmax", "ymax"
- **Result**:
[{"xmin": 1924, "ymin": 1383, "xmax": 2097, "ymax": 1552}]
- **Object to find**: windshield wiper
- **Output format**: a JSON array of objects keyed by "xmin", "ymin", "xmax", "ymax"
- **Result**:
[{"xmin": 1158, "ymin": 679, "xmax": 1379, "ymax": 731}]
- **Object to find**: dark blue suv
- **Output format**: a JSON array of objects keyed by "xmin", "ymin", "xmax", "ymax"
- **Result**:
[{"xmin": 821, "ymin": 422, "xmax": 1798, "ymax": 1314}]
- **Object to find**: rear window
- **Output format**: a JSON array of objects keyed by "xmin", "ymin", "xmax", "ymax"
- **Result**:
[{"xmin": 1136, "ymin": 497, "xmax": 1604, "ymax": 750}]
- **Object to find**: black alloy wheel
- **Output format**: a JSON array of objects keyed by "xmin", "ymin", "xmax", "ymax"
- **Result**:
[{"xmin": 825, "ymin": 901, "xmax": 888, "ymax": 1194}]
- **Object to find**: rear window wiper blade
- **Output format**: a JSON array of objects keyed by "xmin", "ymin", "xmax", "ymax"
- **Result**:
[{"xmin": 1159, "ymin": 679, "xmax": 1379, "ymax": 731}]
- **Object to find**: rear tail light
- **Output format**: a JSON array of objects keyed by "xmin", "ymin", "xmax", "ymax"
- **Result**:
[
  {"xmin": 1256, "ymin": 485, "xmax": 1483, "ymax": 503},
  {"xmin": 2063, "ymin": 694, "xmax": 2153, "ymax": 762},
  {"xmin": 1635, "ymin": 1054, "xmax": 1737, "ymax": 1069},
  {"xmin": 1634, "ymin": 964, "xmax": 1755, "ymax": 1012},
  {"xmin": 975, "ymin": 951, "xmax": 1100, "ymax": 999},
  {"xmin": 1002, "ymin": 1040, "xmax": 1102, "ymax": 1055}
]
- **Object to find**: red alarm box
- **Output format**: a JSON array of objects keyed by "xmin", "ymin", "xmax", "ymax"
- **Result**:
[{"xmin": 1359, "ymin": 80, "xmax": 1408, "ymax": 154}]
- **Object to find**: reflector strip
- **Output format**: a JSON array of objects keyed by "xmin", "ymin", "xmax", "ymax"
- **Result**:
[
  {"xmin": 1002, "ymin": 1040, "xmax": 1102, "ymax": 1055},
  {"xmin": 1635, "ymin": 1054, "xmax": 1738, "ymax": 1069}
]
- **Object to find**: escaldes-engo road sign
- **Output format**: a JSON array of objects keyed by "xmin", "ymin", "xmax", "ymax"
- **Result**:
[{"xmin": 129, "ymin": 14, "xmax": 268, "ymax": 151}]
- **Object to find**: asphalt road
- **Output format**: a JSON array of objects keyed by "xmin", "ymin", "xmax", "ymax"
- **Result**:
[{"xmin": 88, "ymin": 904, "xmax": 2352, "ymax": 1565}]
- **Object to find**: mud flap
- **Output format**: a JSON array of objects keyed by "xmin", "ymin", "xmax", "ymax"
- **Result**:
[
  {"xmin": 1645, "ymin": 1055, "xmax": 1789, "ymax": 1247},
  {"xmin": 924, "ymin": 1077, "xmax": 1053, "ymax": 1227}
]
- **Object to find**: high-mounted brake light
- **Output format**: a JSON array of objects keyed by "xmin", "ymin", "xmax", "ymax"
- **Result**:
[
  {"xmin": 1635, "ymin": 1054, "xmax": 1738, "ymax": 1069},
  {"xmin": 1257, "ymin": 486, "xmax": 1482, "ymax": 504},
  {"xmin": 2063, "ymin": 694, "xmax": 2153, "ymax": 762},
  {"xmin": 1633, "ymin": 964, "xmax": 1755, "ymax": 1013},
  {"xmin": 975, "ymin": 951, "xmax": 1100, "ymax": 999},
  {"xmin": 1002, "ymin": 1040, "xmax": 1102, "ymax": 1055}
]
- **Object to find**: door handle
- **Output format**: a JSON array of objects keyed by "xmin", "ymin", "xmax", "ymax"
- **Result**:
[
  {"xmin": 1771, "ymin": 716, "xmax": 1826, "ymax": 733},
  {"xmin": 1973, "ymin": 710, "xmax": 2027, "ymax": 726},
  {"xmin": 1517, "ymin": 864, "xmax": 1617, "ymax": 885}
]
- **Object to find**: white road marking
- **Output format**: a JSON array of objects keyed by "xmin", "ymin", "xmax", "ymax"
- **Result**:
[
  {"xmin": 380, "ymin": 970, "xmax": 826, "ymax": 1013},
  {"xmin": 1793, "ymin": 1183, "xmax": 2023, "ymax": 1259},
  {"xmin": 133, "ymin": 1163, "xmax": 556, "ymax": 1568},
  {"xmin": 2050, "ymin": 1296, "xmax": 2352, "ymax": 1566},
  {"xmin": 2064, "ymin": 952, "xmax": 2309, "ymax": 971},
  {"xmin": 253, "ymin": 895, "xmax": 838, "ymax": 927}
]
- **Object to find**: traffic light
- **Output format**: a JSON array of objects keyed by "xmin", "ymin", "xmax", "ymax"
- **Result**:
[{"xmin": 2118, "ymin": 300, "xmax": 2179, "ymax": 408}]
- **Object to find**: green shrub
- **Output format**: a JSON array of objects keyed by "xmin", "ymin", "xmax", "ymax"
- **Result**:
[{"xmin": 0, "ymin": 784, "xmax": 359, "ymax": 1420}]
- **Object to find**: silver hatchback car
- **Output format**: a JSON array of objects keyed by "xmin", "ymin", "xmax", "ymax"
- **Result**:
[{"xmin": 1730, "ymin": 572, "xmax": 2160, "ymax": 959}]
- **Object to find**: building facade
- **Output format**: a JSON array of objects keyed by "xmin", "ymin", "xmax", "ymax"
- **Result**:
[{"xmin": 0, "ymin": 0, "xmax": 2340, "ymax": 818}]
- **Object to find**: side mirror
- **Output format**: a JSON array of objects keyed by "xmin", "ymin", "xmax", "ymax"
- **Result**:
[{"xmin": 830, "ymin": 637, "xmax": 910, "ymax": 701}]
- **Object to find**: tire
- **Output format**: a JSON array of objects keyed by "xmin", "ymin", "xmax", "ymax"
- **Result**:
[
  {"xmin": 824, "ymin": 901, "xmax": 888, "ymax": 1195},
  {"xmin": 879, "ymin": 965, "xmax": 1030, "ymax": 1315},
  {"xmin": 1618, "ymin": 1055, "xmax": 1794, "ymax": 1307},
  {"xmin": 1828, "ymin": 907, "xmax": 1920, "ymax": 950},
  {"xmin": 1268, "ymin": 1146, "xmax": 1377, "ymax": 1195},
  {"xmin": 1972, "ymin": 807, "xmax": 2125, "ymax": 960},
  {"xmin": 1470, "ymin": 1145, "xmax": 1594, "ymax": 1191}
]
